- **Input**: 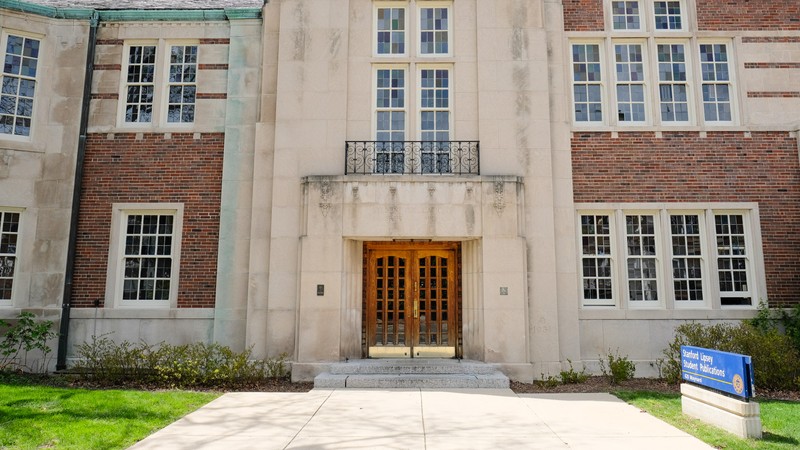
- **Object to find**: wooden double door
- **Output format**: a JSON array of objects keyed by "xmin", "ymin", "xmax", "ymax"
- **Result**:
[{"xmin": 366, "ymin": 243, "xmax": 459, "ymax": 358}]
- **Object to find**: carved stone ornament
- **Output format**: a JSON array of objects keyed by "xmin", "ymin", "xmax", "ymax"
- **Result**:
[
  {"xmin": 319, "ymin": 178, "xmax": 332, "ymax": 217},
  {"xmin": 493, "ymin": 181, "xmax": 506, "ymax": 215}
]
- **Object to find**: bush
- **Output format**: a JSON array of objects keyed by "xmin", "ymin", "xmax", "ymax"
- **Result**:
[
  {"xmin": 599, "ymin": 349, "xmax": 635, "ymax": 385},
  {"xmin": 73, "ymin": 335, "xmax": 289, "ymax": 388},
  {"xmin": 0, "ymin": 312, "xmax": 57, "ymax": 372},
  {"xmin": 559, "ymin": 359, "xmax": 589, "ymax": 384},
  {"xmin": 662, "ymin": 321, "xmax": 800, "ymax": 391},
  {"xmin": 748, "ymin": 301, "xmax": 800, "ymax": 353}
]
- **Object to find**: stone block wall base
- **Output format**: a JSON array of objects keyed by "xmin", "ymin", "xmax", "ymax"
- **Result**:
[{"xmin": 681, "ymin": 383, "xmax": 762, "ymax": 439}]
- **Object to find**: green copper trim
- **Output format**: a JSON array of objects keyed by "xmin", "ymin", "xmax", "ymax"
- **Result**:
[{"xmin": 0, "ymin": 0, "xmax": 261, "ymax": 21}]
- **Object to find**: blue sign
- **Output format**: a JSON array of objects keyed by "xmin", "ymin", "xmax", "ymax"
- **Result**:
[{"xmin": 681, "ymin": 345, "xmax": 754, "ymax": 399}]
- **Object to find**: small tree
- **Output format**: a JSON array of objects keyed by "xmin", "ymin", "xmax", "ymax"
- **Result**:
[{"xmin": 0, "ymin": 312, "xmax": 58, "ymax": 372}]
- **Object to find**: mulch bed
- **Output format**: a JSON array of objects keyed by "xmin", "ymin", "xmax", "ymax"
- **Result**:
[{"xmin": 511, "ymin": 376, "xmax": 800, "ymax": 402}]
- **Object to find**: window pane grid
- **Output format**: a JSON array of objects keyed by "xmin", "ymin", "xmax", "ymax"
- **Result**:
[
  {"xmin": 654, "ymin": 1, "xmax": 683, "ymax": 30},
  {"xmin": 376, "ymin": 69, "xmax": 406, "ymax": 173},
  {"xmin": 572, "ymin": 44, "xmax": 603, "ymax": 122},
  {"xmin": 612, "ymin": 1, "xmax": 641, "ymax": 30},
  {"xmin": 420, "ymin": 7, "xmax": 448, "ymax": 55},
  {"xmin": 125, "ymin": 45, "xmax": 156, "ymax": 123},
  {"xmin": 626, "ymin": 215, "xmax": 658, "ymax": 302},
  {"xmin": 377, "ymin": 8, "xmax": 406, "ymax": 55},
  {"xmin": 0, "ymin": 211, "xmax": 20, "ymax": 300},
  {"xmin": 671, "ymin": 214, "xmax": 703, "ymax": 302},
  {"xmin": 715, "ymin": 214, "xmax": 750, "ymax": 305},
  {"xmin": 581, "ymin": 215, "xmax": 613, "ymax": 303},
  {"xmin": 420, "ymin": 69, "xmax": 450, "ymax": 174},
  {"xmin": 1, "ymin": 35, "xmax": 39, "ymax": 137},
  {"xmin": 700, "ymin": 44, "xmax": 732, "ymax": 122},
  {"xmin": 658, "ymin": 44, "xmax": 688, "ymax": 122},
  {"xmin": 122, "ymin": 214, "xmax": 174, "ymax": 302},
  {"xmin": 167, "ymin": 45, "xmax": 197, "ymax": 123},
  {"xmin": 615, "ymin": 44, "xmax": 646, "ymax": 122}
]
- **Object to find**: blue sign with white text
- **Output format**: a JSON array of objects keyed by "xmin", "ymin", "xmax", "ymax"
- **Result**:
[{"xmin": 681, "ymin": 345, "xmax": 754, "ymax": 399}]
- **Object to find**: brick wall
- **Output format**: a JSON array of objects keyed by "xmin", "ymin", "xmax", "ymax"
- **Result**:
[
  {"xmin": 563, "ymin": 0, "xmax": 604, "ymax": 32},
  {"xmin": 572, "ymin": 131, "xmax": 800, "ymax": 306},
  {"xmin": 697, "ymin": 0, "xmax": 800, "ymax": 31},
  {"xmin": 72, "ymin": 133, "xmax": 224, "ymax": 308}
]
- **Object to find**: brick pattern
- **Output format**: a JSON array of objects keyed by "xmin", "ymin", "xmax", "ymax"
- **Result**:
[
  {"xmin": 196, "ymin": 93, "xmax": 228, "ymax": 99},
  {"xmin": 91, "ymin": 93, "xmax": 119, "ymax": 100},
  {"xmin": 697, "ymin": 0, "xmax": 800, "ymax": 30},
  {"xmin": 199, "ymin": 38, "xmax": 231, "ymax": 45},
  {"xmin": 198, "ymin": 64, "xmax": 229, "ymax": 70},
  {"xmin": 742, "ymin": 37, "xmax": 800, "ymax": 43},
  {"xmin": 72, "ymin": 132, "xmax": 224, "ymax": 309},
  {"xmin": 748, "ymin": 92, "xmax": 800, "ymax": 98},
  {"xmin": 563, "ymin": 0, "xmax": 604, "ymax": 31},
  {"xmin": 96, "ymin": 39, "xmax": 124, "ymax": 46},
  {"xmin": 94, "ymin": 64, "xmax": 122, "ymax": 71},
  {"xmin": 572, "ymin": 131, "xmax": 800, "ymax": 306}
]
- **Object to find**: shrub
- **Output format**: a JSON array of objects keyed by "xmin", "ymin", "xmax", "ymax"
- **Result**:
[
  {"xmin": 748, "ymin": 301, "xmax": 800, "ymax": 353},
  {"xmin": 0, "ymin": 312, "xmax": 57, "ymax": 372},
  {"xmin": 599, "ymin": 349, "xmax": 635, "ymax": 385},
  {"xmin": 536, "ymin": 373, "xmax": 560, "ymax": 388},
  {"xmin": 662, "ymin": 321, "xmax": 800, "ymax": 390},
  {"xmin": 559, "ymin": 359, "xmax": 589, "ymax": 384},
  {"xmin": 74, "ymin": 335, "xmax": 290, "ymax": 388}
]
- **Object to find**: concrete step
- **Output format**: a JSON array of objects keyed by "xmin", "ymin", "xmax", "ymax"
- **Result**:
[
  {"xmin": 315, "ymin": 372, "xmax": 510, "ymax": 389},
  {"xmin": 314, "ymin": 359, "xmax": 510, "ymax": 389},
  {"xmin": 327, "ymin": 359, "xmax": 499, "ymax": 375}
]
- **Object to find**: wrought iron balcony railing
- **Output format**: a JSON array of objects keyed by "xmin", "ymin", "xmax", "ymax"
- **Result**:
[{"xmin": 345, "ymin": 141, "xmax": 480, "ymax": 175}]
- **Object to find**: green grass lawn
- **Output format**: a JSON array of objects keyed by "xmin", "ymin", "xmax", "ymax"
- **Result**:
[
  {"xmin": 0, "ymin": 379, "xmax": 219, "ymax": 449},
  {"xmin": 615, "ymin": 390, "xmax": 800, "ymax": 449}
]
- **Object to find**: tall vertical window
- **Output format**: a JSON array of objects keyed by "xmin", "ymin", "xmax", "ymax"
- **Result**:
[
  {"xmin": 700, "ymin": 44, "xmax": 732, "ymax": 122},
  {"xmin": 420, "ymin": 68, "xmax": 450, "ymax": 173},
  {"xmin": 581, "ymin": 215, "xmax": 614, "ymax": 305},
  {"xmin": 671, "ymin": 214, "xmax": 704, "ymax": 303},
  {"xmin": 122, "ymin": 214, "xmax": 175, "ymax": 302},
  {"xmin": 167, "ymin": 45, "xmax": 197, "ymax": 123},
  {"xmin": 657, "ymin": 44, "xmax": 688, "ymax": 122},
  {"xmin": 615, "ymin": 44, "xmax": 646, "ymax": 122},
  {"xmin": 124, "ymin": 45, "xmax": 156, "ymax": 123},
  {"xmin": 1, "ymin": 35, "xmax": 39, "ymax": 137},
  {"xmin": 419, "ymin": 7, "xmax": 449, "ymax": 55},
  {"xmin": 715, "ymin": 214, "xmax": 750, "ymax": 306},
  {"xmin": 376, "ymin": 68, "xmax": 406, "ymax": 173},
  {"xmin": 0, "ymin": 211, "xmax": 19, "ymax": 302},
  {"xmin": 612, "ymin": 1, "xmax": 641, "ymax": 30},
  {"xmin": 654, "ymin": 1, "xmax": 683, "ymax": 30},
  {"xmin": 377, "ymin": 7, "xmax": 406, "ymax": 55},
  {"xmin": 572, "ymin": 44, "xmax": 603, "ymax": 123},
  {"xmin": 626, "ymin": 215, "xmax": 658, "ymax": 303}
]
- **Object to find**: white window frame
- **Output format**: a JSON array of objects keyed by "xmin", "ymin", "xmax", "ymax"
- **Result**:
[
  {"xmin": 612, "ymin": 41, "xmax": 650, "ymax": 124},
  {"xmin": 577, "ymin": 204, "xmax": 763, "ymax": 310},
  {"xmin": 165, "ymin": 44, "xmax": 198, "ymax": 124},
  {"xmin": 0, "ymin": 31, "xmax": 42, "ymax": 141},
  {"xmin": 374, "ymin": 2, "xmax": 408, "ymax": 57},
  {"xmin": 417, "ymin": 2, "xmax": 452, "ymax": 57},
  {"xmin": 117, "ymin": 40, "xmax": 199, "ymax": 128},
  {"xmin": 622, "ymin": 211, "xmax": 664, "ymax": 308},
  {"xmin": 570, "ymin": 42, "xmax": 606, "ymax": 125},
  {"xmin": 0, "ymin": 208, "xmax": 23, "ymax": 307},
  {"xmin": 697, "ymin": 40, "xmax": 736, "ymax": 126},
  {"xmin": 610, "ymin": 0, "xmax": 644, "ymax": 31},
  {"xmin": 106, "ymin": 203, "xmax": 183, "ymax": 309},
  {"xmin": 653, "ymin": 40, "xmax": 693, "ymax": 125},
  {"xmin": 578, "ymin": 212, "xmax": 618, "ymax": 307},
  {"xmin": 652, "ymin": 0, "xmax": 686, "ymax": 31}
]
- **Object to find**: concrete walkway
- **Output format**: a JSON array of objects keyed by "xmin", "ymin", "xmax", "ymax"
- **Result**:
[{"xmin": 129, "ymin": 389, "xmax": 712, "ymax": 450}]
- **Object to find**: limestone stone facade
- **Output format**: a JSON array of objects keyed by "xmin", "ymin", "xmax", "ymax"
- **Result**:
[{"xmin": 1, "ymin": 0, "xmax": 798, "ymax": 380}]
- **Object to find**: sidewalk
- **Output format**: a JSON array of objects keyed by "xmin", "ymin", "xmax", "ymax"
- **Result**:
[{"xmin": 129, "ymin": 389, "xmax": 712, "ymax": 449}]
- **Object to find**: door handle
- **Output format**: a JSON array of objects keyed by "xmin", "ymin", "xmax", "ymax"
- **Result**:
[{"xmin": 414, "ymin": 300, "xmax": 419, "ymax": 318}]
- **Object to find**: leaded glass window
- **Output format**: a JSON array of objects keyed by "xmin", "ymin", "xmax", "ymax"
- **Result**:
[
  {"xmin": 572, "ymin": 44, "xmax": 603, "ymax": 122},
  {"xmin": 700, "ymin": 44, "xmax": 732, "ymax": 122},
  {"xmin": 615, "ymin": 43, "xmax": 646, "ymax": 122},
  {"xmin": 1, "ymin": 35, "xmax": 39, "ymax": 137},
  {"xmin": 125, "ymin": 45, "xmax": 156, "ymax": 123},
  {"xmin": 658, "ymin": 44, "xmax": 688, "ymax": 122},
  {"xmin": 167, "ymin": 45, "xmax": 197, "ymax": 123},
  {"xmin": 420, "ymin": 7, "xmax": 448, "ymax": 55},
  {"xmin": 377, "ymin": 8, "xmax": 406, "ymax": 55}
]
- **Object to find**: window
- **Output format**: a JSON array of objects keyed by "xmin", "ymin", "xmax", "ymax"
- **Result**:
[
  {"xmin": 699, "ymin": 44, "xmax": 732, "ymax": 122},
  {"xmin": 375, "ymin": 68, "xmax": 406, "ymax": 173},
  {"xmin": 577, "ymin": 206, "xmax": 761, "ymax": 309},
  {"xmin": 612, "ymin": 1, "xmax": 641, "ymax": 30},
  {"xmin": 0, "ymin": 211, "xmax": 20, "ymax": 304},
  {"xmin": 614, "ymin": 43, "xmax": 646, "ymax": 122},
  {"xmin": 167, "ymin": 45, "xmax": 197, "ymax": 123},
  {"xmin": 572, "ymin": 44, "xmax": 603, "ymax": 123},
  {"xmin": 670, "ymin": 214, "xmax": 704, "ymax": 303},
  {"xmin": 419, "ymin": 6, "xmax": 449, "ymax": 55},
  {"xmin": 581, "ymin": 215, "xmax": 614, "ymax": 306},
  {"xmin": 654, "ymin": 1, "xmax": 683, "ymax": 30},
  {"xmin": 108, "ymin": 204, "xmax": 182, "ymax": 307},
  {"xmin": 715, "ymin": 214, "xmax": 751, "ymax": 305},
  {"xmin": 121, "ymin": 42, "xmax": 199, "ymax": 126},
  {"xmin": 625, "ymin": 215, "xmax": 659, "ymax": 303},
  {"xmin": 1, "ymin": 34, "xmax": 39, "ymax": 137},
  {"xmin": 657, "ymin": 44, "xmax": 689, "ymax": 122},
  {"xmin": 377, "ymin": 7, "xmax": 406, "ymax": 55}
]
